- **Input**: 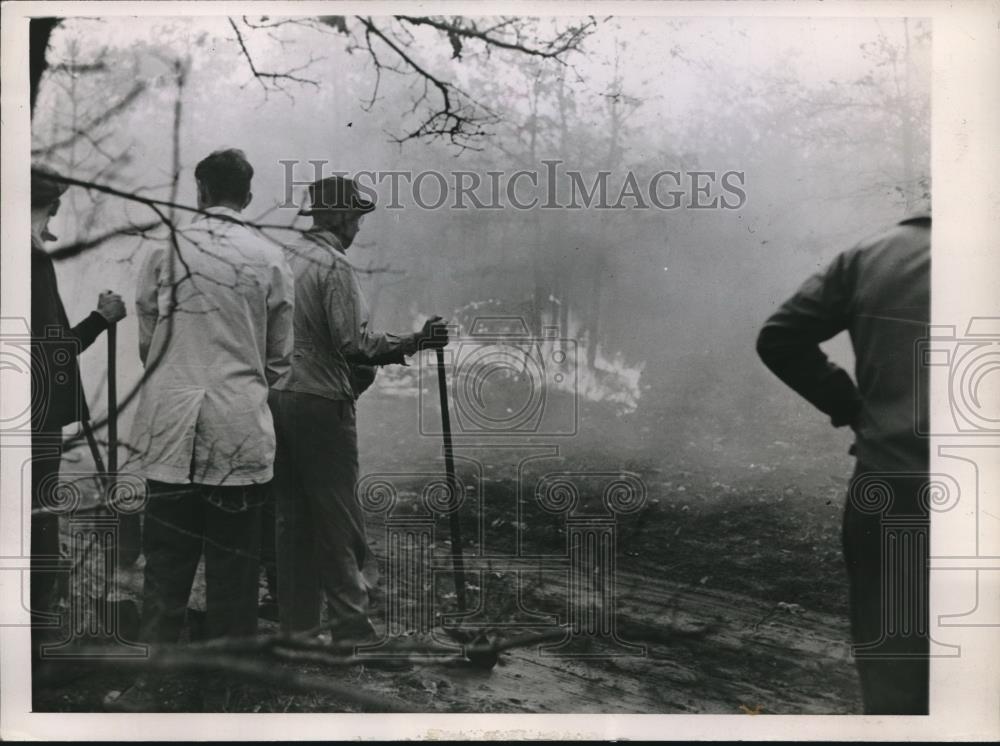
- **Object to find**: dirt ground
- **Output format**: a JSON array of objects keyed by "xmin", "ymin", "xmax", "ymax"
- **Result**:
[{"xmin": 33, "ymin": 375, "xmax": 863, "ymax": 714}]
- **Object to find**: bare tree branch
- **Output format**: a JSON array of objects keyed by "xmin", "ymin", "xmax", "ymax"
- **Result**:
[
  {"xmin": 46, "ymin": 647, "xmax": 420, "ymax": 712},
  {"xmin": 309, "ymin": 15, "xmax": 596, "ymax": 148},
  {"xmin": 228, "ymin": 17, "xmax": 321, "ymax": 98},
  {"xmin": 355, "ymin": 263, "xmax": 405, "ymax": 276},
  {"xmin": 49, "ymin": 61, "xmax": 108, "ymax": 74},
  {"xmin": 48, "ymin": 221, "xmax": 162, "ymax": 261},
  {"xmin": 31, "ymin": 82, "xmax": 147, "ymax": 156},
  {"xmin": 37, "ymin": 172, "xmax": 303, "ymax": 236},
  {"xmin": 354, "ymin": 16, "xmax": 494, "ymax": 150},
  {"xmin": 396, "ymin": 15, "xmax": 596, "ymax": 60}
]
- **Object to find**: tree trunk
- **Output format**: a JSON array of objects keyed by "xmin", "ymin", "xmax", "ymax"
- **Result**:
[
  {"xmin": 30, "ymin": 18, "xmax": 61, "ymax": 117},
  {"xmin": 526, "ymin": 74, "xmax": 546, "ymax": 336}
]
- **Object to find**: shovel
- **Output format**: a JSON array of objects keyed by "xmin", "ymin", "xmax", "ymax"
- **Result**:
[
  {"xmin": 81, "ymin": 419, "xmax": 108, "ymax": 491},
  {"xmin": 435, "ymin": 346, "xmax": 467, "ymax": 612},
  {"xmin": 107, "ymin": 322, "xmax": 140, "ymax": 567}
]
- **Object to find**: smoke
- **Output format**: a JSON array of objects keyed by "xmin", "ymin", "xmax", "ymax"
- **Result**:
[{"xmin": 36, "ymin": 15, "xmax": 927, "ymax": 482}]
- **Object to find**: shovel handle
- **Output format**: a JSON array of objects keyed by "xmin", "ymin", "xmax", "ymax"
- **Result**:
[
  {"xmin": 107, "ymin": 321, "xmax": 139, "ymax": 567},
  {"xmin": 107, "ymin": 323, "xmax": 117, "ymax": 475},
  {"xmin": 107, "ymin": 321, "xmax": 140, "ymax": 567},
  {"xmin": 435, "ymin": 347, "xmax": 467, "ymax": 612}
]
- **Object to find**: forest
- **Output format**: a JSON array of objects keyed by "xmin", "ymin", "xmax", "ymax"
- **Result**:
[{"xmin": 27, "ymin": 12, "xmax": 930, "ymax": 714}]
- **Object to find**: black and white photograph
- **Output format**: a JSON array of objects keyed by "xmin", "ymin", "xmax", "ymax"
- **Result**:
[{"xmin": 1, "ymin": 0, "xmax": 998, "ymax": 740}]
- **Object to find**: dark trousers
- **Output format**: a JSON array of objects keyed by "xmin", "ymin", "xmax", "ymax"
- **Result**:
[
  {"xmin": 270, "ymin": 390, "xmax": 369, "ymax": 635},
  {"xmin": 30, "ymin": 430, "xmax": 64, "ymax": 651},
  {"xmin": 139, "ymin": 480, "xmax": 263, "ymax": 643},
  {"xmin": 260, "ymin": 492, "xmax": 278, "ymax": 600},
  {"xmin": 843, "ymin": 467, "xmax": 929, "ymax": 714}
]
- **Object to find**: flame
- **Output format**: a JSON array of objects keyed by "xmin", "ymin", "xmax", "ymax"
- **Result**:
[
  {"xmin": 373, "ymin": 304, "xmax": 644, "ymax": 414},
  {"xmin": 540, "ymin": 309, "xmax": 644, "ymax": 413}
]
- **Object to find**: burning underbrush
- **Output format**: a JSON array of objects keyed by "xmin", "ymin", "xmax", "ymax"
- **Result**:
[{"xmin": 373, "ymin": 303, "xmax": 645, "ymax": 426}]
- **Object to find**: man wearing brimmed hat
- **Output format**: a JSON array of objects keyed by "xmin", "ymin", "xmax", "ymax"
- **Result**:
[
  {"xmin": 269, "ymin": 174, "xmax": 448, "ymax": 641},
  {"xmin": 29, "ymin": 165, "xmax": 126, "ymax": 664}
]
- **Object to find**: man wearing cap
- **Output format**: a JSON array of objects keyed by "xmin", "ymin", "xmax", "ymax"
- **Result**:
[
  {"xmin": 270, "ymin": 174, "xmax": 448, "ymax": 640},
  {"xmin": 756, "ymin": 211, "xmax": 931, "ymax": 714},
  {"xmin": 30, "ymin": 165, "xmax": 127, "ymax": 663}
]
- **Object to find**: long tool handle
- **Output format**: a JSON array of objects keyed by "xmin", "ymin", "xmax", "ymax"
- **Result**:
[
  {"xmin": 436, "ymin": 347, "xmax": 467, "ymax": 612},
  {"xmin": 81, "ymin": 419, "xmax": 108, "ymax": 478},
  {"xmin": 108, "ymin": 323, "xmax": 140, "ymax": 567},
  {"xmin": 107, "ymin": 324, "xmax": 118, "ymax": 476},
  {"xmin": 81, "ymin": 419, "xmax": 108, "ymax": 495}
]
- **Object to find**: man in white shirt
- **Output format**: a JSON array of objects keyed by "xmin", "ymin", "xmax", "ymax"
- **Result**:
[{"xmin": 128, "ymin": 148, "xmax": 293, "ymax": 655}]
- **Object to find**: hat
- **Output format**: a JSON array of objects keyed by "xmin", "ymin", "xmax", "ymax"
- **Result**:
[
  {"xmin": 31, "ymin": 164, "xmax": 68, "ymax": 208},
  {"xmin": 299, "ymin": 175, "xmax": 376, "ymax": 216}
]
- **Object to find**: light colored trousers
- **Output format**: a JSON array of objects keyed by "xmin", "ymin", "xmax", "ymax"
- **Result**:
[{"xmin": 269, "ymin": 390, "xmax": 370, "ymax": 635}]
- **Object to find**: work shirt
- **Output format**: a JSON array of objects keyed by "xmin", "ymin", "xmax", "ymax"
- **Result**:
[
  {"xmin": 31, "ymin": 242, "xmax": 110, "ymax": 431},
  {"xmin": 128, "ymin": 206, "xmax": 294, "ymax": 486},
  {"xmin": 756, "ymin": 214, "xmax": 930, "ymax": 472},
  {"xmin": 272, "ymin": 228, "xmax": 418, "ymax": 402}
]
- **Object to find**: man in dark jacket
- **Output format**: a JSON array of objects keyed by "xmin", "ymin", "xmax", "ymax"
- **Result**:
[
  {"xmin": 756, "ymin": 213, "xmax": 930, "ymax": 714},
  {"xmin": 30, "ymin": 165, "xmax": 126, "ymax": 660}
]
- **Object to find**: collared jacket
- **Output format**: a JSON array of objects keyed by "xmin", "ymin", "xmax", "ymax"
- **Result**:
[
  {"xmin": 272, "ymin": 229, "xmax": 418, "ymax": 402},
  {"xmin": 757, "ymin": 214, "xmax": 930, "ymax": 472},
  {"xmin": 31, "ymin": 242, "xmax": 109, "ymax": 431},
  {"xmin": 128, "ymin": 206, "xmax": 294, "ymax": 486}
]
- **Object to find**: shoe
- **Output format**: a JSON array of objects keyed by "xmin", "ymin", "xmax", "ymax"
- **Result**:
[
  {"xmin": 103, "ymin": 676, "xmax": 160, "ymax": 713},
  {"xmin": 356, "ymin": 651, "xmax": 413, "ymax": 672},
  {"xmin": 258, "ymin": 595, "xmax": 280, "ymax": 623},
  {"xmin": 331, "ymin": 618, "xmax": 413, "ymax": 671},
  {"xmin": 328, "ymin": 615, "xmax": 378, "ymax": 646},
  {"xmin": 186, "ymin": 608, "xmax": 207, "ymax": 641}
]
